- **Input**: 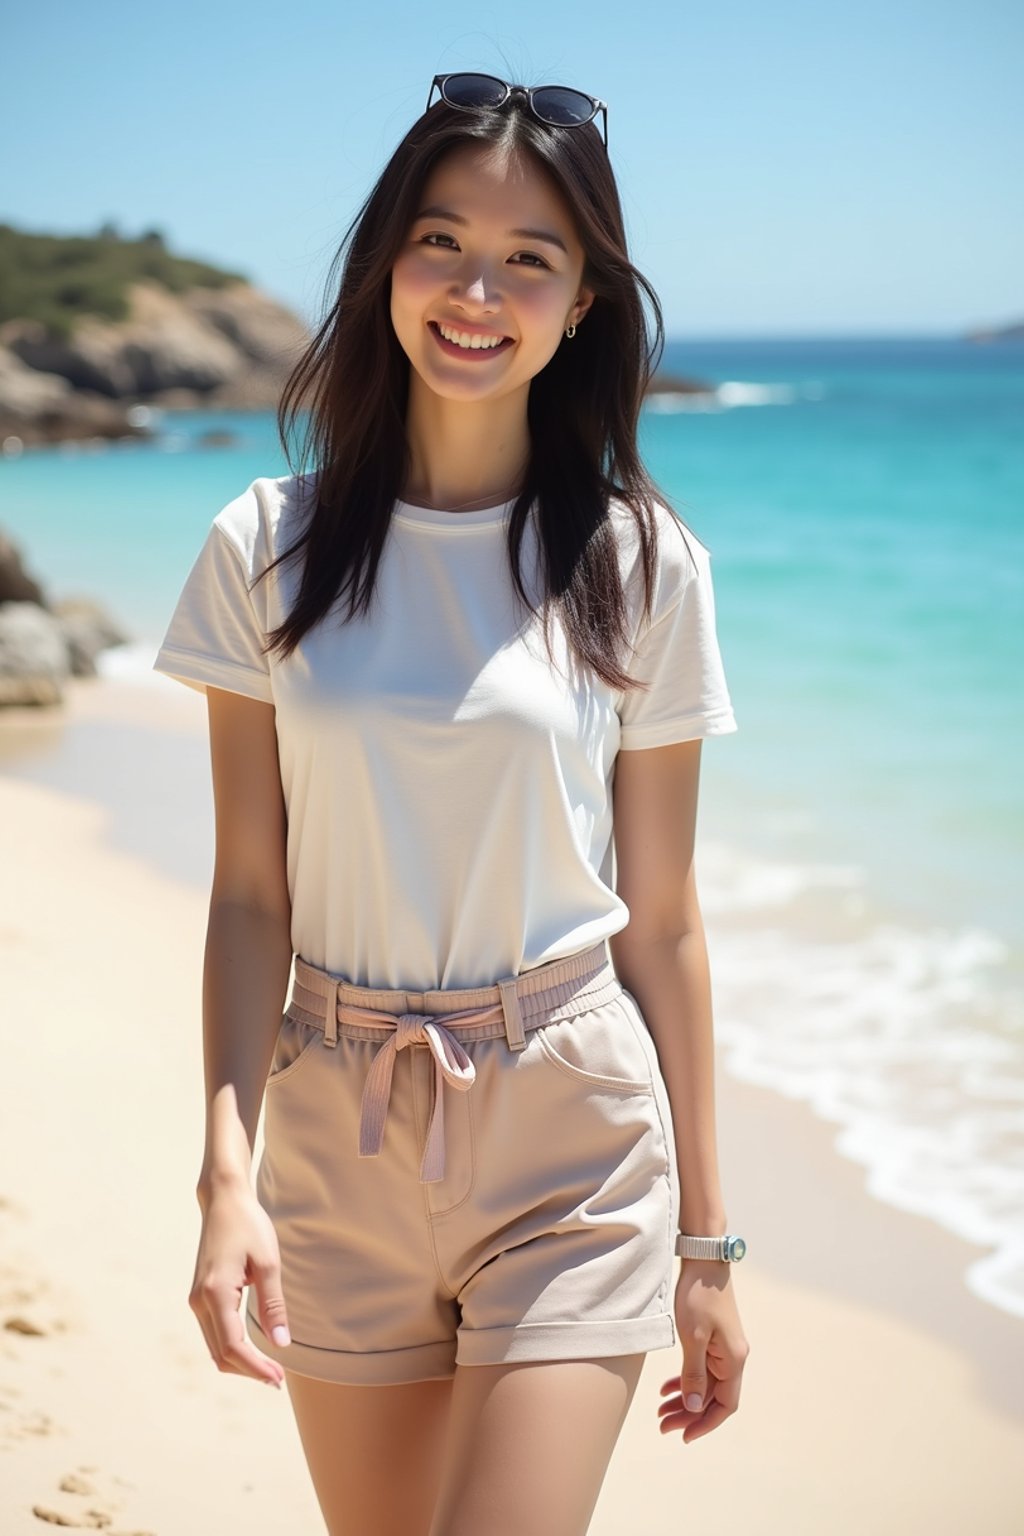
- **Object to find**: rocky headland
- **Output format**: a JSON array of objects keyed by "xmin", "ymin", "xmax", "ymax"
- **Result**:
[
  {"xmin": 0, "ymin": 278, "xmax": 312, "ymax": 450},
  {"xmin": 0, "ymin": 223, "xmax": 313, "ymax": 451}
]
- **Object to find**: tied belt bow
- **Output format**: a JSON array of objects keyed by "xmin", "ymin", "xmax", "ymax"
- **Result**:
[{"xmin": 342, "ymin": 1000, "xmax": 507, "ymax": 1183}]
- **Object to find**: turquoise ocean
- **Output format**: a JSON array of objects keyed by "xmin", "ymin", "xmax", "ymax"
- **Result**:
[{"xmin": 2, "ymin": 335, "xmax": 1022, "ymax": 1318}]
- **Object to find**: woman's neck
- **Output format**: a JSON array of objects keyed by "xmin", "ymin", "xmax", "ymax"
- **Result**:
[{"xmin": 401, "ymin": 379, "xmax": 531, "ymax": 512}]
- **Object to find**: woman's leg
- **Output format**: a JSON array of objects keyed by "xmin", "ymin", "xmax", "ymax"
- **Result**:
[
  {"xmin": 427, "ymin": 1354, "xmax": 646, "ymax": 1536},
  {"xmin": 284, "ymin": 1370, "xmax": 454, "ymax": 1536}
]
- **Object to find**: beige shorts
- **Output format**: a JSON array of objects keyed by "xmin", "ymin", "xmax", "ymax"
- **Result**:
[{"xmin": 245, "ymin": 941, "xmax": 680, "ymax": 1385}]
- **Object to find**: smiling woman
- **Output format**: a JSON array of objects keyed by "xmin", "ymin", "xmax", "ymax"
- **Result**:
[
  {"xmin": 151, "ymin": 70, "xmax": 747, "ymax": 1536},
  {"xmin": 389, "ymin": 140, "xmax": 594, "ymax": 432}
]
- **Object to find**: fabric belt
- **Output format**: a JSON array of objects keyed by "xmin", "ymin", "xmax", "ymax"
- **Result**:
[{"xmin": 284, "ymin": 942, "xmax": 621, "ymax": 1184}]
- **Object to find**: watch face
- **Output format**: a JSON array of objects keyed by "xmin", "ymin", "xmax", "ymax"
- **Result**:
[{"xmin": 729, "ymin": 1237, "xmax": 747, "ymax": 1261}]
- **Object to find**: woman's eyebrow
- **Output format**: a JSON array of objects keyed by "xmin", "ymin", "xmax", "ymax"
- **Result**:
[
  {"xmin": 415, "ymin": 205, "xmax": 568, "ymax": 254},
  {"xmin": 508, "ymin": 226, "xmax": 568, "ymax": 254}
]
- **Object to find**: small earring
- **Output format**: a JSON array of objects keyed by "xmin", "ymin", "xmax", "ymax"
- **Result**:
[{"xmin": 564, "ymin": 323, "xmax": 577, "ymax": 339}]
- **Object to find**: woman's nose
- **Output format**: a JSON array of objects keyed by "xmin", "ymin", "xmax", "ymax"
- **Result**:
[{"xmin": 449, "ymin": 267, "xmax": 501, "ymax": 311}]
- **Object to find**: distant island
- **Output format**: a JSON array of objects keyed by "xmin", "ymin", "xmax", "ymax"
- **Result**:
[
  {"xmin": 0, "ymin": 223, "xmax": 716, "ymax": 449},
  {"xmin": 963, "ymin": 319, "xmax": 1024, "ymax": 343}
]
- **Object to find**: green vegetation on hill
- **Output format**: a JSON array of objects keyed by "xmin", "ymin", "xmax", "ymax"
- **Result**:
[{"xmin": 0, "ymin": 222, "xmax": 248, "ymax": 342}]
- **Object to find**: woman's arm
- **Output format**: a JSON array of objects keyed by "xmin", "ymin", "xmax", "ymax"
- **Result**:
[
  {"xmin": 607, "ymin": 738, "xmax": 726, "ymax": 1234},
  {"xmin": 197, "ymin": 686, "xmax": 293, "ymax": 1202},
  {"xmin": 187, "ymin": 686, "xmax": 295, "ymax": 1384},
  {"xmin": 610, "ymin": 738, "xmax": 750, "ymax": 1441}
]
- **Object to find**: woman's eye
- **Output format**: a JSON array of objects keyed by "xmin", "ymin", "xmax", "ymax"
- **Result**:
[{"xmin": 417, "ymin": 233, "xmax": 548, "ymax": 268}]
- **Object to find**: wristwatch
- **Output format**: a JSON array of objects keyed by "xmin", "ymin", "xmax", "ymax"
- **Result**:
[{"xmin": 675, "ymin": 1232, "xmax": 747, "ymax": 1262}]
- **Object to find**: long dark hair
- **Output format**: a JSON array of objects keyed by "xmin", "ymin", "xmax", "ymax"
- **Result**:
[{"xmin": 258, "ymin": 90, "xmax": 696, "ymax": 690}]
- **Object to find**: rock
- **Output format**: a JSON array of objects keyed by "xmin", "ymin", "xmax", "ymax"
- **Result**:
[
  {"xmin": 0, "ymin": 345, "xmax": 152, "ymax": 447},
  {"xmin": 205, "ymin": 370, "xmax": 298, "ymax": 409},
  {"xmin": 138, "ymin": 386, "xmax": 204, "ymax": 409},
  {"xmin": 183, "ymin": 282, "xmax": 308, "ymax": 370},
  {"xmin": 0, "ymin": 602, "xmax": 70, "ymax": 706},
  {"xmin": 51, "ymin": 596, "xmax": 131, "ymax": 677},
  {"xmin": 0, "ymin": 279, "xmax": 309, "ymax": 405},
  {"xmin": 645, "ymin": 371, "xmax": 717, "ymax": 396},
  {"xmin": 0, "ymin": 528, "xmax": 48, "ymax": 606},
  {"xmin": 2, "ymin": 291, "xmax": 241, "ymax": 398},
  {"xmin": 0, "ymin": 527, "xmax": 129, "ymax": 689},
  {"xmin": 0, "ymin": 344, "xmax": 74, "ymax": 413}
]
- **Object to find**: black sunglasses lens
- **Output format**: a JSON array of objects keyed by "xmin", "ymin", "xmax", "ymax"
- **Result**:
[
  {"xmin": 441, "ymin": 73, "xmax": 508, "ymax": 109},
  {"xmin": 530, "ymin": 87, "xmax": 596, "ymax": 127}
]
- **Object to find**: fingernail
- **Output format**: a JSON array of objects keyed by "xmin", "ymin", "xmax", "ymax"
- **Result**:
[
  {"xmin": 271, "ymin": 1325, "xmax": 291, "ymax": 1346},
  {"xmin": 685, "ymin": 1392, "xmax": 703, "ymax": 1412}
]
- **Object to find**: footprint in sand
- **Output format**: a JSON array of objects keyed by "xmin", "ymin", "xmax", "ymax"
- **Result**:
[
  {"xmin": 1, "ymin": 1263, "xmax": 75, "ymax": 1340},
  {"xmin": 32, "ymin": 1509, "xmax": 111, "ymax": 1529},
  {"xmin": 31, "ymin": 1513, "xmax": 154, "ymax": 1533},
  {"xmin": 0, "ymin": 1193, "xmax": 80, "ymax": 1340},
  {"xmin": 3, "ymin": 1405, "xmax": 61, "ymax": 1441},
  {"xmin": 58, "ymin": 1473, "xmax": 98, "ymax": 1495},
  {"xmin": 31, "ymin": 1464, "xmax": 154, "ymax": 1533}
]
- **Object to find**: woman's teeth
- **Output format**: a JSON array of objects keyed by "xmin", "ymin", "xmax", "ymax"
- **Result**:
[{"xmin": 436, "ymin": 323, "xmax": 507, "ymax": 350}]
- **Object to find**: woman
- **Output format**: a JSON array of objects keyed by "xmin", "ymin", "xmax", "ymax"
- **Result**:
[{"xmin": 154, "ymin": 73, "xmax": 750, "ymax": 1536}]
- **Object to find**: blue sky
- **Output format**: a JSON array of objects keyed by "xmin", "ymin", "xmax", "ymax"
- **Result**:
[{"xmin": 3, "ymin": 0, "xmax": 1021, "ymax": 337}]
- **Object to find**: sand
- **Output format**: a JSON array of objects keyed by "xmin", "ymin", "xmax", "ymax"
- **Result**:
[{"xmin": 1, "ymin": 676, "xmax": 1022, "ymax": 1534}]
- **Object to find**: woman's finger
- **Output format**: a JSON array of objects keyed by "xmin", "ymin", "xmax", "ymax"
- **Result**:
[
  {"xmin": 215, "ymin": 1298, "xmax": 283, "ymax": 1385},
  {"xmin": 678, "ymin": 1399, "xmax": 733, "ymax": 1442},
  {"xmin": 248, "ymin": 1250, "xmax": 291, "ymax": 1352},
  {"xmin": 678, "ymin": 1334, "xmax": 709, "ymax": 1414},
  {"xmin": 198, "ymin": 1275, "xmax": 283, "ymax": 1385},
  {"xmin": 658, "ymin": 1365, "xmax": 744, "ymax": 1439}
]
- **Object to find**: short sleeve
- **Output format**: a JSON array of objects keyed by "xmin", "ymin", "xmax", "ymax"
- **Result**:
[
  {"xmin": 152, "ymin": 520, "xmax": 274, "ymax": 703},
  {"xmin": 616, "ymin": 543, "xmax": 738, "ymax": 750}
]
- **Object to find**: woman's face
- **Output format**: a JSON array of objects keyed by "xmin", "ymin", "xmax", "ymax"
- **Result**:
[{"xmin": 389, "ymin": 140, "xmax": 594, "ymax": 407}]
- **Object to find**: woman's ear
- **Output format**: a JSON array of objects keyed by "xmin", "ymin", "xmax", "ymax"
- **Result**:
[{"xmin": 570, "ymin": 286, "xmax": 596, "ymax": 328}]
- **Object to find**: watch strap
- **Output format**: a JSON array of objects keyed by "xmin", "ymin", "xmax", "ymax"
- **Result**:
[{"xmin": 676, "ymin": 1232, "xmax": 747, "ymax": 1262}]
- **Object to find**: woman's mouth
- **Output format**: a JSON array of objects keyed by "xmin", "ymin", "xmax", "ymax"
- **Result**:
[{"xmin": 428, "ymin": 321, "xmax": 514, "ymax": 360}]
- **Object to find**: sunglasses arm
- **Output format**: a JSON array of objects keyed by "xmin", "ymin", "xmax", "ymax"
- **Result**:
[{"xmin": 425, "ymin": 75, "xmax": 444, "ymax": 113}]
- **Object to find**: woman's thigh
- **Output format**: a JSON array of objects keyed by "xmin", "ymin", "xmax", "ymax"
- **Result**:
[
  {"xmin": 284, "ymin": 1369, "xmax": 454, "ymax": 1536},
  {"xmin": 428, "ymin": 1354, "xmax": 646, "ymax": 1536}
]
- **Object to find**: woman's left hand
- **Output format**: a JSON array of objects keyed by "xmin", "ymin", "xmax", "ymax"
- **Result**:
[{"xmin": 658, "ymin": 1262, "xmax": 751, "ymax": 1442}]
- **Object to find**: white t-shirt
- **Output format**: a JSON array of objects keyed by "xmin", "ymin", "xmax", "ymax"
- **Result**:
[{"xmin": 153, "ymin": 473, "xmax": 738, "ymax": 990}]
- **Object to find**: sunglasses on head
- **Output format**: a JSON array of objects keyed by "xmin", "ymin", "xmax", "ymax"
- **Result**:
[{"xmin": 427, "ymin": 73, "xmax": 609, "ymax": 150}]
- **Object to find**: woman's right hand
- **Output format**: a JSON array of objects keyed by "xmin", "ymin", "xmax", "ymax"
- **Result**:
[{"xmin": 189, "ymin": 1180, "xmax": 290, "ymax": 1388}]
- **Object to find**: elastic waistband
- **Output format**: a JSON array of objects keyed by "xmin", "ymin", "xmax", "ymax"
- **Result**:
[
  {"xmin": 286, "ymin": 941, "xmax": 622, "ymax": 1051},
  {"xmin": 284, "ymin": 942, "xmax": 623, "ymax": 1186}
]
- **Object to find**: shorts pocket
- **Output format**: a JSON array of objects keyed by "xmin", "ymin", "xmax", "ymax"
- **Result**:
[
  {"xmin": 265, "ymin": 1012, "xmax": 324, "ymax": 1088},
  {"xmin": 534, "ymin": 991, "xmax": 655, "ymax": 1094}
]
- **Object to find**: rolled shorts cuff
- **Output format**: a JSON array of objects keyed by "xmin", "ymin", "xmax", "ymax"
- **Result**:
[
  {"xmin": 245, "ymin": 1304, "xmax": 456, "ymax": 1385},
  {"xmin": 455, "ymin": 1312, "xmax": 677, "ymax": 1367},
  {"xmin": 246, "ymin": 1302, "xmax": 677, "ymax": 1385}
]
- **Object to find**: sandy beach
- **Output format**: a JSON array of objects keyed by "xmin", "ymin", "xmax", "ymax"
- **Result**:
[{"xmin": 2, "ymin": 675, "xmax": 1022, "ymax": 1534}]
